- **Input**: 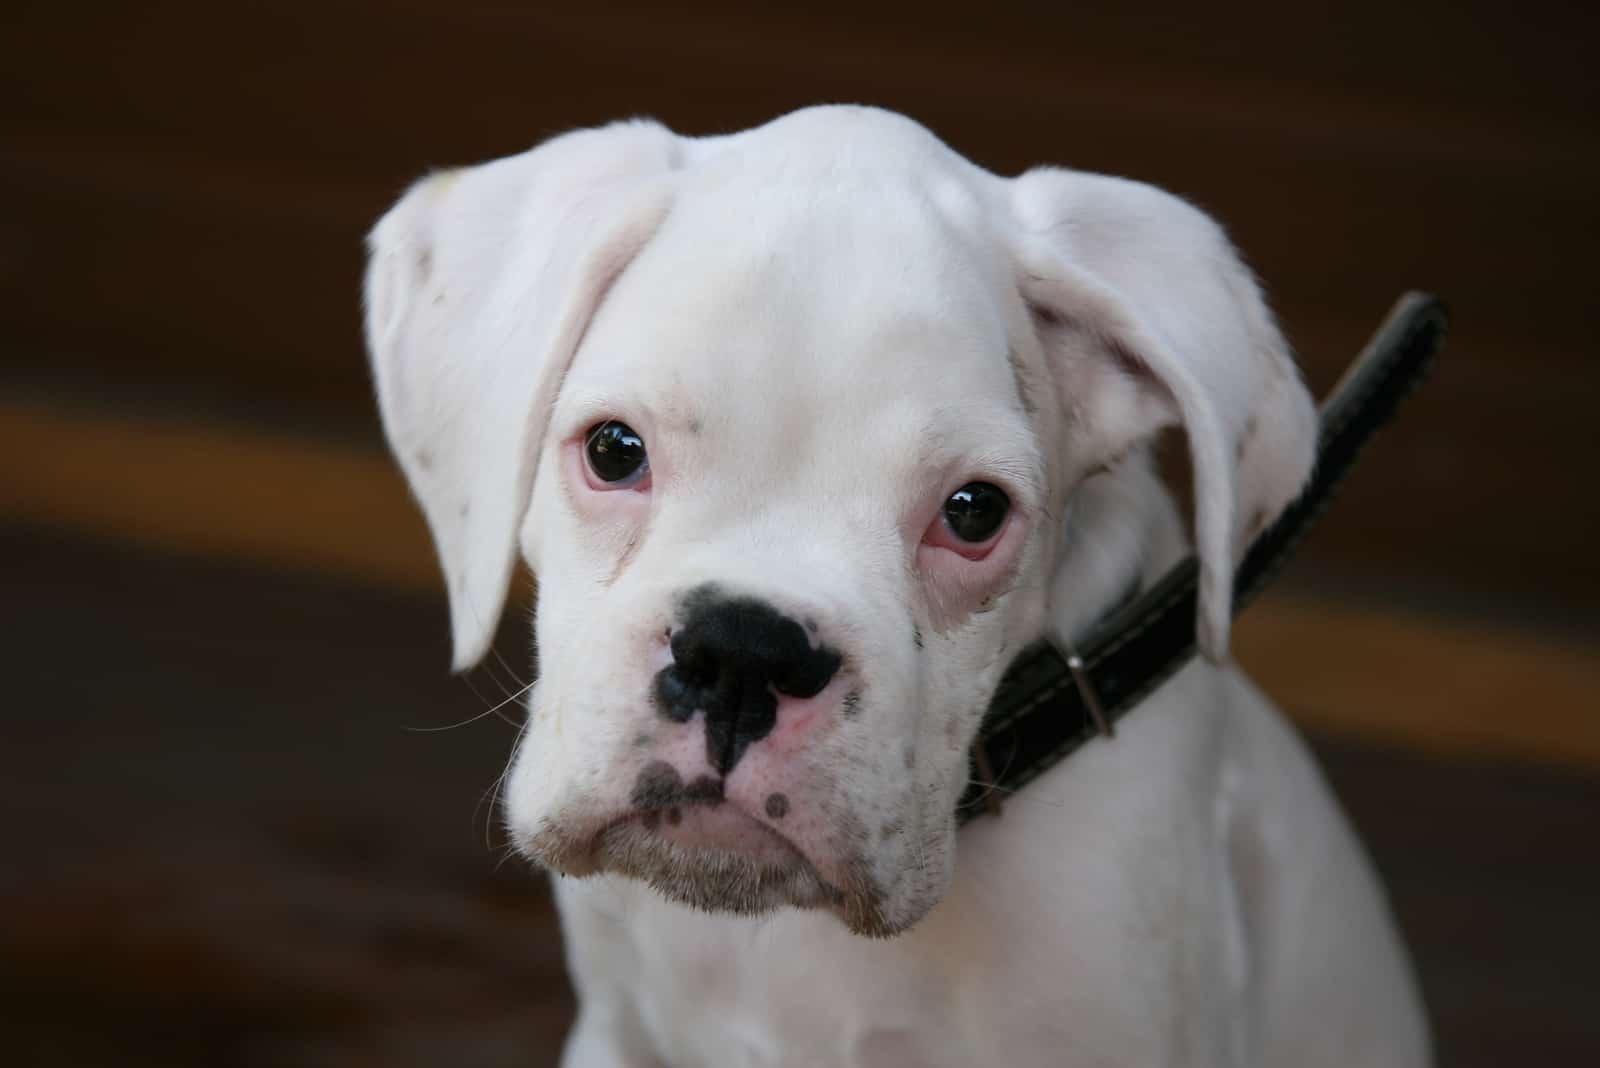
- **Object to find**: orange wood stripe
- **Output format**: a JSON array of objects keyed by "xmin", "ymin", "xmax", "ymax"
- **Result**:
[
  {"xmin": 0, "ymin": 400, "xmax": 440, "ymax": 593},
  {"xmin": 4, "ymin": 399, "xmax": 1594, "ymax": 770},
  {"xmin": 1234, "ymin": 598, "xmax": 1599, "ymax": 772}
]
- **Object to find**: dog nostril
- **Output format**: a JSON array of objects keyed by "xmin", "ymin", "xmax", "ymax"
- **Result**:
[
  {"xmin": 680, "ymin": 655, "xmax": 717, "ymax": 688},
  {"xmin": 771, "ymin": 647, "xmax": 841, "ymax": 699},
  {"xmin": 668, "ymin": 630, "xmax": 719, "ymax": 685},
  {"xmin": 654, "ymin": 665, "xmax": 704, "ymax": 723}
]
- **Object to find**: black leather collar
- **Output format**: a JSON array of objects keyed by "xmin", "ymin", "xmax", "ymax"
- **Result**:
[{"xmin": 959, "ymin": 292, "xmax": 1448, "ymax": 823}]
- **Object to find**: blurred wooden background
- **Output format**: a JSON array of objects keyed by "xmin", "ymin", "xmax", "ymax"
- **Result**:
[
  {"xmin": 2, "ymin": 1, "xmax": 1597, "ymax": 1064},
  {"xmin": 5, "ymin": 0, "xmax": 1598, "ymax": 619}
]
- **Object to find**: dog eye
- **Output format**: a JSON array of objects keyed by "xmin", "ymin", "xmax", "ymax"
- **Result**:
[
  {"xmin": 942, "ymin": 482, "xmax": 1009, "ymax": 543},
  {"xmin": 584, "ymin": 421, "xmax": 649, "ymax": 484}
]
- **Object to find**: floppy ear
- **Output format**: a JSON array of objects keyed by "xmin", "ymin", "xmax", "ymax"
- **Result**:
[
  {"xmin": 364, "ymin": 121, "xmax": 680, "ymax": 670},
  {"xmin": 1008, "ymin": 168, "xmax": 1316, "ymax": 659}
]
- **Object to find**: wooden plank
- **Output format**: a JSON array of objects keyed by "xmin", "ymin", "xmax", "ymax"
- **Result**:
[
  {"xmin": 1234, "ymin": 596, "xmax": 1600, "ymax": 772},
  {"xmin": 4, "ymin": 1, "xmax": 1597, "ymax": 612},
  {"xmin": 0, "ymin": 400, "xmax": 438, "ymax": 594}
]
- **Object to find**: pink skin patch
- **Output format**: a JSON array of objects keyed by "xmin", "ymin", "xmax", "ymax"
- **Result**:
[
  {"xmin": 610, "ymin": 671, "xmax": 855, "ymax": 887},
  {"xmin": 915, "ymin": 499, "xmax": 1027, "ymax": 628},
  {"xmin": 727, "ymin": 678, "xmax": 852, "ymax": 872},
  {"xmin": 760, "ymin": 675, "xmax": 849, "ymax": 756},
  {"xmin": 650, "ymin": 801, "xmax": 801, "ymax": 866},
  {"xmin": 919, "ymin": 502, "xmax": 1010, "ymax": 560}
]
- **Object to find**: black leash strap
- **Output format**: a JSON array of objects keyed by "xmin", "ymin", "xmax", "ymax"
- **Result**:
[{"xmin": 958, "ymin": 292, "xmax": 1449, "ymax": 823}]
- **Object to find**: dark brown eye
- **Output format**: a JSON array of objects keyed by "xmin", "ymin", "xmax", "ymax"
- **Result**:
[
  {"xmin": 942, "ymin": 482, "xmax": 1009, "ymax": 543},
  {"xmin": 585, "ymin": 421, "xmax": 648, "ymax": 484}
]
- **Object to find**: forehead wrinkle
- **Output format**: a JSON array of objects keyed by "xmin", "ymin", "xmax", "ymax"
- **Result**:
[
  {"xmin": 557, "ymin": 379, "xmax": 640, "ymax": 426},
  {"xmin": 1006, "ymin": 347, "xmax": 1041, "ymax": 418},
  {"xmin": 556, "ymin": 374, "xmax": 699, "ymax": 437},
  {"xmin": 915, "ymin": 402, "xmax": 1045, "ymax": 506}
]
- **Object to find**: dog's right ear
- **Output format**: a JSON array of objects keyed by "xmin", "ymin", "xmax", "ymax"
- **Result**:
[
  {"xmin": 1007, "ymin": 169, "xmax": 1316, "ymax": 661},
  {"xmin": 364, "ymin": 122, "xmax": 680, "ymax": 671}
]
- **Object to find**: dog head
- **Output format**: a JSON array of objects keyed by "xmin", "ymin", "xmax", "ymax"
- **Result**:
[{"xmin": 364, "ymin": 106, "xmax": 1314, "ymax": 935}]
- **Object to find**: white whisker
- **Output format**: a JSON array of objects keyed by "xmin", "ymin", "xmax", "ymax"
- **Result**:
[
  {"xmin": 963, "ymin": 777, "xmax": 1067, "ymax": 811},
  {"xmin": 480, "ymin": 711, "xmax": 531, "ymax": 851},
  {"xmin": 454, "ymin": 664, "xmax": 524, "ymax": 729},
  {"xmin": 403, "ymin": 676, "xmax": 533, "ymax": 732}
]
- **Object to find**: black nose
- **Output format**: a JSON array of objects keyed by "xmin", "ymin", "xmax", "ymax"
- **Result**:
[{"xmin": 654, "ymin": 593, "xmax": 841, "ymax": 774}]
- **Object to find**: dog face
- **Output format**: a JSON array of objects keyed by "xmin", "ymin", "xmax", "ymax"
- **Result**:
[
  {"xmin": 365, "ymin": 107, "xmax": 1314, "ymax": 935},
  {"xmin": 509, "ymin": 172, "xmax": 1053, "ymax": 935}
]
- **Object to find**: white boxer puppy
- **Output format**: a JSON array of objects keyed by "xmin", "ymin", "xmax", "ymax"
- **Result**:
[{"xmin": 364, "ymin": 105, "xmax": 1428, "ymax": 1067}]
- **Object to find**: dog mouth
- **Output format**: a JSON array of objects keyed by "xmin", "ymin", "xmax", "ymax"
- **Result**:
[
  {"xmin": 588, "ymin": 800, "xmax": 841, "ymax": 917},
  {"xmin": 628, "ymin": 797, "xmax": 804, "ymax": 865},
  {"xmin": 526, "ymin": 797, "xmax": 900, "ymax": 935}
]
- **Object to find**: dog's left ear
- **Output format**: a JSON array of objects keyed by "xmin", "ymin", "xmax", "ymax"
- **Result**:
[
  {"xmin": 1008, "ymin": 168, "xmax": 1316, "ymax": 659},
  {"xmin": 364, "ymin": 122, "xmax": 680, "ymax": 670}
]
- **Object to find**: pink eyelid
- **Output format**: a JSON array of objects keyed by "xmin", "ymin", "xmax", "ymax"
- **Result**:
[{"xmin": 920, "ymin": 509, "xmax": 1008, "ymax": 561}]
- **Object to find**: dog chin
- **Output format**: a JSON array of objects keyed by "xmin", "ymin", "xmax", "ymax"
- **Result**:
[
  {"xmin": 529, "ymin": 813, "xmax": 907, "ymax": 937},
  {"xmin": 595, "ymin": 819, "xmax": 836, "ymax": 912}
]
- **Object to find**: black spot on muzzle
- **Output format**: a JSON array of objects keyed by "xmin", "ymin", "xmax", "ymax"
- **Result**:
[{"xmin": 631, "ymin": 760, "xmax": 724, "ymax": 811}]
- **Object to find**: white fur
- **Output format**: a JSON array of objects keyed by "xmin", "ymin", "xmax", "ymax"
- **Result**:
[{"xmin": 366, "ymin": 106, "xmax": 1427, "ymax": 1066}]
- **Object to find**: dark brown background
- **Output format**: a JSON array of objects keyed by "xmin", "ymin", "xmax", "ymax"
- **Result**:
[{"xmin": 3, "ymin": 2, "xmax": 1597, "ymax": 1065}]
